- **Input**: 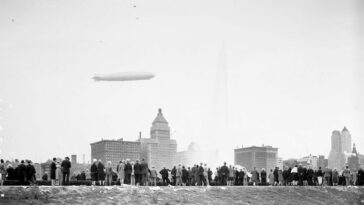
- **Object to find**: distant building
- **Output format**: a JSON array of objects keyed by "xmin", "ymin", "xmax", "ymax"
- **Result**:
[
  {"xmin": 318, "ymin": 155, "xmax": 328, "ymax": 169},
  {"xmin": 140, "ymin": 108, "xmax": 177, "ymax": 171},
  {"xmin": 234, "ymin": 145, "xmax": 278, "ymax": 172},
  {"xmin": 328, "ymin": 127, "xmax": 352, "ymax": 169},
  {"xmin": 90, "ymin": 138, "xmax": 141, "ymax": 170},
  {"xmin": 175, "ymin": 142, "xmax": 219, "ymax": 168},
  {"xmin": 298, "ymin": 154, "xmax": 318, "ymax": 170}
]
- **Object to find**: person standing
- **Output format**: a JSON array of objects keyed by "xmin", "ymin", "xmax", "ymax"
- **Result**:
[
  {"xmin": 332, "ymin": 168, "xmax": 339, "ymax": 186},
  {"xmin": 117, "ymin": 160, "xmax": 125, "ymax": 185},
  {"xmin": 61, "ymin": 157, "xmax": 71, "ymax": 186},
  {"xmin": 130, "ymin": 161, "xmax": 135, "ymax": 186},
  {"xmin": 16, "ymin": 160, "xmax": 27, "ymax": 185},
  {"xmin": 251, "ymin": 167, "xmax": 259, "ymax": 186},
  {"xmin": 198, "ymin": 163, "xmax": 207, "ymax": 186},
  {"xmin": 176, "ymin": 164, "xmax": 183, "ymax": 186},
  {"xmin": 90, "ymin": 159, "xmax": 98, "ymax": 185},
  {"xmin": 26, "ymin": 160, "xmax": 36, "ymax": 185},
  {"xmin": 260, "ymin": 168, "xmax": 267, "ymax": 185},
  {"xmin": 105, "ymin": 161, "xmax": 113, "ymax": 186},
  {"xmin": 97, "ymin": 160, "xmax": 105, "ymax": 186},
  {"xmin": 134, "ymin": 160, "xmax": 141, "ymax": 186},
  {"xmin": 50, "ymin": 158, "xmax": 57, "ymax": 186},
  {"xmin": 268, "ymin": 169, "xmax": 274, "ymax": 185},
  {"xmin": 182, "ymin": 166, "xmax": 189, "ymax": 186},
  {"xmin": 203, "ymin": 164, "xmax": 209, "ymax": 186},
  {"xmin": 150, "ymin": 166, "xmax": 158, "ymax": 186},
  {"xmin": 317, "ymin": 167, "xmax": 324, "ymax": 186},
  {"xmin": 343, "ymin": 166, "xmax": 351, "ymax": 186},
  {"xmin": 228, "ymin": 165, "xmax": 234, "ymax": 186},
  {"xmin": 0, "ymin": 159, "xmax": 7, "ymax": 186},
  {"xmin": 55, "ymin": 160, "xmax": 62, "ymax": 186},
  {"xmin": 160, "ymin": 166, "xmax": 169, "ymax": 186},
  {"xmin": 141, "ymin": 158, "xmax": 149, "ymax": 186},
  {"xmin": 124, "ymin": 159, "xmax": 132, "ymax": 185}
]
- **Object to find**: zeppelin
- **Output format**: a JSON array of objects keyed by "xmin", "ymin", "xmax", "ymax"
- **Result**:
[{"xmin": 93, "ymin": 72, "xmax": 155, "ymax": 82}]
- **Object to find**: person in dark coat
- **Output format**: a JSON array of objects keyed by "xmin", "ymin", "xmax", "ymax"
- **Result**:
[
  {"xmin": 297, "ymin": 164, "xmax": 304, "ymax": 186},
  {"xmin": 238, "ymin": 169, "xmax": 244, "ymax": 185},
  {"xmin": 220, "ymin": 162, "xmax": 229, "ymax": 186},
  {"xmin": 61, "ymin": 157, "xmax": 71, "ymax": 185},
  {"xmin": 26, "ymin": 160, "xmax": 36, "ymax": 185},
  {"xmin": 273, "ymin": 167, "xmax": 279, "ymax": 186},
  {"xmin": 282, "ymin": 167, "xmax": 290, "ymax": 185},
  {"xmin": 261, "ymin": 168, "xmax": 267, "ymax": 185},
  {"xmin": 357, "ymin": 168, "xmax": 364, "ymax": 186},
  {"xmin": 90, "ymin": 159, "xmax": 98, "ymax": 185},
  {"xmin": 171, "ymin": 166, "xmax": 177, "ymax": 186},
  {"xmin": 97, "ymin": 160, "xmax": 105, "ymax": 186},
  {"xmin": 316, "ymin": 167, "xmax": 324, "ymax": 185},
  {"xmin": 182, "ymin": 166, "xmax": 189, "ymax": 185},
  {"xmin": 159, "ymin": 167, "xmax": 170, "ymax": 186},
  {"xmin": 16, "ymin": 160, "xmax": 27, "ymax": 185},
  {"xmin": 133, "ymin": 160, "xmax": 142, "ymax": 186},
  {"xmin": 198, "ymin": 163, "xmax": 207, "ymax": 186},
  {"xmin": 124, "ymin": 160, "xmax": 132, "ymax": 185},
  {"xmin": 306, "ymin": 167, "xmax": 314, "ymax": 186},
  {"xmin": 207, "ymin": 168, "xmax": 213, "ymax": 184},
  {"xmin": 50, "ymin": 157, "xmax": 57, "ymax": 186},
  {"xmin": 6, "ymin": 164, "xmax": 16, "ymax": 180}
]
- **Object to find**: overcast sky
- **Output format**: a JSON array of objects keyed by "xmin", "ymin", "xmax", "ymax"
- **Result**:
[{"xmin": 0, "ymin": 0, "xmax": 363, "ymax": 164}]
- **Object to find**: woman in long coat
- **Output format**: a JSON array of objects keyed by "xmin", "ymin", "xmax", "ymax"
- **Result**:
[
  {"xmin": 268, "ymin": 169, "xmax": 274, "ymax": 185},
  {"xmin": 117, "ymin": 160, "xmax": 125, "ymax": 185},
  {"xmin": 97, "ymin": 160, "xmax": 105, "ymax": 186},
  {"xmin": 332, "ymin": 168, "xmax": 339, "ymax": 186},
  {"xmin": 90, "ymin": 159, "xmax": 98, "ymax": 185},
  {"xmin": 55, "ymin": 161, "xmax": 62, "ymax": 186},
  {"xmin": 50, "ymin": 158, "xmax": 57, "ymax": 186},
  {"xmin": 278, "ymin": 169, "xmax": 284, "ymax": 185}
]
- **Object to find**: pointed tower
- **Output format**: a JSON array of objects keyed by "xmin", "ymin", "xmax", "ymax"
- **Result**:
[
  {"xmin": 150, "ymin": 108, "xmax": 170, "ymax": 140},
  {"xmin": 140, "ymin": 108, "xmax": 177, "ymax": 171}
]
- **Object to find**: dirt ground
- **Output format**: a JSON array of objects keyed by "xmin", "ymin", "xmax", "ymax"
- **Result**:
[{"xmin": 0, "ymin": 185, "xmax": 363, "ymax": 205}]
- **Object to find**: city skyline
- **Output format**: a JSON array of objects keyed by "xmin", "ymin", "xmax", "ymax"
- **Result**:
[{"xmin": 0, "ymin": 0, "xmax": 363, "ymax": 164}]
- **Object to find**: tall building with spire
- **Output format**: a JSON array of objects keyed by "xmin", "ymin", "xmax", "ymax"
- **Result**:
[
  {"xmin": 328, "ymin": 127, "xmax": 352, "ymax": 169},
  {"xmin": 140, "ymin": 108, "xmax": 177, "ymax": 171}
]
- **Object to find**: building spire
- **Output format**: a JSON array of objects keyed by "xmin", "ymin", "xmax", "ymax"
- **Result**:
[
  {"xmin": 352, "ymin": 143, "xmax": 357, "ymax": 155},
  {"xmin": 342, "ymin": 126, "xmax": 349, "ymax": 132}
]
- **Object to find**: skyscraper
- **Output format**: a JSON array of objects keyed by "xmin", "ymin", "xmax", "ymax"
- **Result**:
[
  {"xmin": 328, "ymin": 127, "xmax": 352, "ymax": 169},
  {"xmin": 140, "ymin": 108, "xmax": 177, "ymax": 171}
]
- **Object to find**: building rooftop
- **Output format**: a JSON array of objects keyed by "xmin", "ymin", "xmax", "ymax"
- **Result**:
[
  {"xmin": 90, "ymin": 138, "xmax": 140, "ymax": 145},
  {"xmin": 152, "ymin": 108, "xmax": 168, "ymax": 124}
]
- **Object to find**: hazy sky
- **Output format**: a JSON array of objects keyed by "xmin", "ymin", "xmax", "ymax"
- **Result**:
[{"xmin": 0, "ymin": 0, "xmax": 363, "ymax": 164}]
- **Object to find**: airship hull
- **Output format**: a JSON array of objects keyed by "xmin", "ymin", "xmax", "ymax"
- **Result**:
[{"xmin": 93, "ymin": 72, "xmax": 155, "ymax": 82}]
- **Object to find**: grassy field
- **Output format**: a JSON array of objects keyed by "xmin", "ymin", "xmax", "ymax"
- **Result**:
[{"xmin": 0, "ymin": 185, "xmax": 363, "ymax": 205}]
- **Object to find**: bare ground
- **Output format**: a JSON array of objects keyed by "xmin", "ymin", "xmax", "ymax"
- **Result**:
[{"xmin": 0, "ymin": 185, "xmax": 363, "ymax": 205}]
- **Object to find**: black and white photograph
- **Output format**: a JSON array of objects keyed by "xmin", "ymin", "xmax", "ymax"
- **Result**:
[{"xmin": 0, "ymin": 0, "xmax": 363, "ymax": 204}]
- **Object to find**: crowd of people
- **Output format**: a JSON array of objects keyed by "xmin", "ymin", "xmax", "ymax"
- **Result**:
[{"xmin": 1, "ymin": 157, "xmax": 364, "ymax": 187}]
